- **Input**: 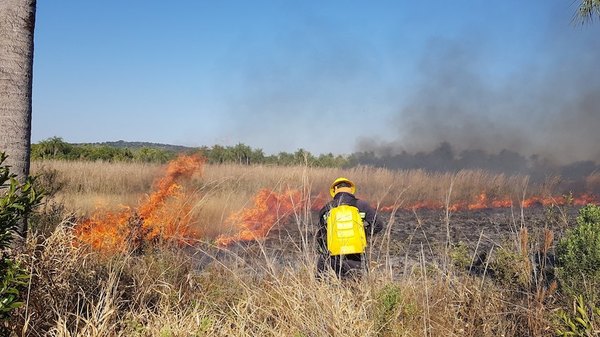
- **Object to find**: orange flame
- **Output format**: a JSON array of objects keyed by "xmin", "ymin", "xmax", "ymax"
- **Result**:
[
  {"xmin": 74, "ymin": 154, "xmax": 205, "ymax": 253},
  {"xmin": 74, "ymin": 206, "xmax": 132, "ymax": 253},
  {"xmin": 310, "ymin": 192, "xmax": 329, "ymax": 211},
  {"xmin": 215, "ymin": 189, "xmax": 303, "ymax": 246},
  {"xmin": 75, "ymin": 155, "xmax": 600, "ymax": 253},
  {"xmin": 379, "ymin": 192, "xmax": 599, "ymax": 213}
]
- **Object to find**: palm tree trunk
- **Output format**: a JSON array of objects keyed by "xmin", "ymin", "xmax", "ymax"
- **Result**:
[
  {"xmin": 0, "ymin": 0, "xmax": 36, "ymax": 238},
  {"xmin": 0, "ymin": 0, "xmax": 36, "ymax": 180}
]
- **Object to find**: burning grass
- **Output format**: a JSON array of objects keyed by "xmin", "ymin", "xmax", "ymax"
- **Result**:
[
  {"xmin": 13, "ymin": 158, "xmax": 600, "ymax": 336},
  {"xmin": 32, "ymin": 159, "xmax": 600, "ymax": 229},
  {"xmin": 215, "ymin": 188, "xmax": 303, "ymax": 246},
  {"xmin": 73, "ymin": 155, "xmax": 204, "ymax": 253},
  {"xmin": 29, "ymin": 157, "xmax": 600, "ymax": 254}
]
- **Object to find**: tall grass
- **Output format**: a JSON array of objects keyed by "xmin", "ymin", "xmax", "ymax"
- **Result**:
[
  {"xmin": 31, "ymin": 160, "xmax": 540, "ymax": 242},
  {"xmin": 31, "ymin": 160, "xmax": 161, "ymax": 215},
  {"xmin": 12, "ymin": 159, "xmax": 583, "ymax": 336},
  {"xmin": 32, "ymin": 160, "xmax": 539, "ymax": 216},
  {"xmin": 10, "ymin": 217, "xmax": 561, "ymax": 336}
]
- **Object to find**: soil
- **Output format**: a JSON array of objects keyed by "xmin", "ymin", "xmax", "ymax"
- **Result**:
[
  {"xmin": 393, "ymin": 208, "xmax": 527, "ymax": 250},
  {"xmin": 386, "ymin": 205, "xmax": 577, "ymax": 262},
  {"xmin": 193, "ymin": 205, "xmax": 583, "ymax": 275}
]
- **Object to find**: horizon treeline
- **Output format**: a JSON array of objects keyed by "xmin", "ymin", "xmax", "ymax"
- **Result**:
[
  {"xmin": 31, "ymin": 137, "xmax": 600, "ymax": 182},
  {"xmin": 31, "ymin": 137, "xmax": 350, "ymax": 167}
]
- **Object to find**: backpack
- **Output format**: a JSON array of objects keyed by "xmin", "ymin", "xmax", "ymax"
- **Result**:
[{"xmin": 326, "ymin": 204, "xmax": 367, "ymax": 256}]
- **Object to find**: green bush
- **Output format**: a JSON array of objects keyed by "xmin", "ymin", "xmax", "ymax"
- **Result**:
[
  {"xmin": 556, "ymin": 204, "xmax": 600, "ymax": 304},
  {"xmin": 491, "ymin": 246, "xmax": 532, "ymax": 289},
  {"xmin": 0, "ymin": 258, "xmax": 28, "ymax": 320},
  {"xmin": 374, "ymin": 283, "xmax": 418, "ymax": 335},
  {"xmin": 374, "ymin": 283, "xmax": 402, "ymax": 335},
  {"xmin": 134, "ymin": 147, "xmax": 175, "ymax": 163},
  {"xmin": 449, "ymin": 241, "xmax": 471, "ymax": 270},
  {"xmin": 0, "ymin": 152, "xmax": 42, "ymax": 323}
]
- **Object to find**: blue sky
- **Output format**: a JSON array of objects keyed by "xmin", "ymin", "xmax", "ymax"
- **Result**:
[{"xmin": 32, "ymin": 1, "xmax": 599, "ymax": 159}]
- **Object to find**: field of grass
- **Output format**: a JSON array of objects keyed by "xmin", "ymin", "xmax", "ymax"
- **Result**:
[
  {"xmin": 4, "ymin": 158, "xmax": 598, "ymax": 336},
  {"xmin": 31, "ymin": 159, "xmax": 543, "ymax": 215}
]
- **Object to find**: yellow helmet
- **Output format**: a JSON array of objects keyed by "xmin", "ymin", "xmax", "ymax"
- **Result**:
[{"xmin": 329, "ymin": 177, "xmax": 356, "ymax": 197}]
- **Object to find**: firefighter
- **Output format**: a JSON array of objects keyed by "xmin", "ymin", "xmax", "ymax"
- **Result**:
[{"xmin": 316, "ymin": 177, "xmax": 384, "ymax": 278}]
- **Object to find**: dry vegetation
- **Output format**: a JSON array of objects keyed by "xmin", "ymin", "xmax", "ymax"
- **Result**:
[
  {"xmin": 31, "ymin": 160, "xmax": 543, "ymax": 216},
  {"xmin": 5, "ymin": 159, "xmax": 594, "ymax": 336}
]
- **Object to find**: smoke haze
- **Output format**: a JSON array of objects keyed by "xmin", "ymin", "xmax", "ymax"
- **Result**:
[{"xmin": 357, "ymin": 25, "xmax": 600, "ymax": 174}]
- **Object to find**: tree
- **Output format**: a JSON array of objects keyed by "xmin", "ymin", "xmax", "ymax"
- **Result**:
[
  {"xmin": 0, "ymin": 0, "xmax": 36, "ymax": 238},
  {"xmin": 576, "ymin": 0, "xmax": 600, "ymax": 24},
  {"xmin": 232, "ymin": 143, "xmax": 252, "ymax": 165},
  {"xmin": 31, "ymin": 136, "xmax": 72, "ymax": 159},
  {"xmin": 0, "ymin": 0, "xmax": 36, "ymax": 180}
]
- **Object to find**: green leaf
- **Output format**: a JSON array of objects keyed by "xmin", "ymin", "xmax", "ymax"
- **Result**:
[{"xmin": 575, "ymin": 317, "xmax": 589, "ymax": 328}]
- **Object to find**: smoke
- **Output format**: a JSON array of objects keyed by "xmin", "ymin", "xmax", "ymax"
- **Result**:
[{"xmin": 356, "ymin": 22, "xmax": 600, "ymax": 177}]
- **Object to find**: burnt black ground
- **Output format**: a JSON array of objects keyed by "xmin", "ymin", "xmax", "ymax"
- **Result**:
[
  {"xmin": 190, "ymin": 205, "xmax": 584, "ymax": 275},
  {"xmin": 386, "ymin": 206, "xmax": 578, "ymax": 261},
  {"xmin": 390, "ymin": 208, "xmax": 522, "ymax": 255}
]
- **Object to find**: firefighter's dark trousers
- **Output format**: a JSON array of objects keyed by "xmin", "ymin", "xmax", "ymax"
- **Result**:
[{"xmin": 317, "ymin": 253, "xmax": 367, "ymax": 279}]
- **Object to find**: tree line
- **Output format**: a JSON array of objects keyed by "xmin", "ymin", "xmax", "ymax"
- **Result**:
[
  {"xmin": 31, "ymin": 137, "xmax": 351, "ymax": 168},
  {"xmin": 33, "ymin": 137, "xmax": 600, "ymax": 181}
]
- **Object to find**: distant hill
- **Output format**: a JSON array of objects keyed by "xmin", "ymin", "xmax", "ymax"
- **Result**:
[{"xmin": 77, "ymin": 140, "xmax": 195, "ymax": 153}]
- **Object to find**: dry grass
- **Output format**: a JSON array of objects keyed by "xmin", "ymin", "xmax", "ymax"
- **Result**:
[
  {"xmin": 14, "ymin": 159, "xmax": 579, "ymax": 336},
  {"xmin": 32, "ymin": 160, "xmax": 536, "ymax": 217},
  {"xmin": 9, "ymin": 218, "xmax": 560, "ymax": 337},
  {"xmin": 32, "ymin": 160, "xmax": 161, "ymax": 194},
  {"xmin": 30, "ymin": 160, "xmax": 540, "ymax": 244},
  {"xmin": 31, "ymin": 160, "xmax": 161, "ymax": 215}
]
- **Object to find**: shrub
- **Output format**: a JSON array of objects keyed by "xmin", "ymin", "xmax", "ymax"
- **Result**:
[
  {"xmin": 449, "ymin": 241, "xmax": 471, "ymax": 270},
  {"xmin": 374, "ymin": 283, "xmax": 418, "ymax": 335},
  {"xmin": 491, "ymin": 245, "xmax": 532, "ymax": 289},
  {"xmin": 556, "ymin": 204, "xmax": 600, "ymax": 304},
  {"xmin": 0, "ymin": 258, "xmax": 29, "ymax": 320},
  {"xmin": 0, "ymin": 152, "xmax": 43, "ymax": 327}
]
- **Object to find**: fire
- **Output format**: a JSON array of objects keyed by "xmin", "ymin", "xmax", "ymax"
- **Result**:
[
  {"xmin": 518, "ymin": 193, "xmax": 599, "ymax": 208},
  {"xmin": 74, "ymin": 154, "xmax": 205, "ymax": 253},
  {"xmin": 74, "ymin": 206, "xmax": 132, "ymax": 253},
  {"xmin": 458, "ymin": 193, "xmax": 513, "ymax": 211},
  {"xmin": 310, "ymin": 192, "xmax": 329, "ymax": 211},
  {"xmin": 215, "ymin": 188, "xmax": 303, "ymax": 246},
  {"xmin": 136, "ymin": 154, "xmax": 203, "ymax": 241},
  {"xmin": 573, "ymin": 193, "xmax": 598, "ymax": 205},
  {"xmin": 75, "ymin": 153, "xmax": 600, "ymax": 253},
  {"xmin": 379, "ymin": 192, "xmax": 599, "ymax": 213},
  {"xmin": 213, "ymin": 189, "xmax": 599, "ymax": 247}
]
